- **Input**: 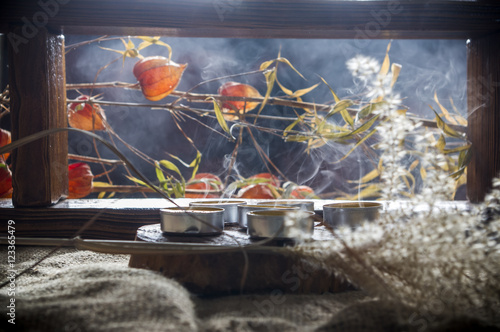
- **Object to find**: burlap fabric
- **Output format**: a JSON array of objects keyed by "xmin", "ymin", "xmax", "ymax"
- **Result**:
[{"xmin": 0, "ymin": 247, "xmax": 496, "ymax": 332}]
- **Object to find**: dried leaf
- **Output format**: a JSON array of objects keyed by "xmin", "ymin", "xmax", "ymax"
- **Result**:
[
  {"xmin": 436, "ymin": 134, "xmax": 446, "ymax": 151},
  {"xmin": 333, "ymin": 128, "xmax": 376, "ymax": 163},
  {"xmin": 277, "ymin": 57, "xmax": 305, "ymax": 80},
  {"xmin": 318, "ymin": 76, "xmax": 340, "ymax": 103},
  {"xmin": 283, "ymin": 114, "xmax": 306, "ymax": 136},
  {"xmin": 390, "ymin": 63, "xmax": 402, "ymax": 88},
  {"xmin": 340, "ymin": 108, "xmax": 354, "ymax": 129},
  {"xmin": 347, "ymin": 168, "xmax": 380, "ymax": 184},
  {"xmin": 276, "ymin": 78, "xmax": 294, "ymax": 96},
  {"xmin": 256, "ymin": 68, "xmax": 276, "ymax": 119},
  {"xmin": 432, "ymin": 108, "xmax": 465, "ymax": 140},
  {"xmin": 358, "ymin": 102, "xmax": 385, "ymax": 120},
  {"xmin": 443, "ymin": 144, "xmax": 471, "ymax": 155},
  {"xmin": 208, "ymin": 97, "xmax": 231, "ymax": 134},
  {"xmin": 159, "ymin": 160, "xmax": 183, "ymax": 179},
  {"xmin": 434, "ymin": 92, "xmax": 457, "ymax": 125},
  {"xmin": 291, "ymin": 83, "xmax": 320, "ymax": 98},
  {"xmin": 379, "ymin": 41, "xmax": 392, "ymax": 77}
]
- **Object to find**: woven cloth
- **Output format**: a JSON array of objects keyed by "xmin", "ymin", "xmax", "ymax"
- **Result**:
[{"xmin": 1, "ymin": 247, "xmax": 495, "ymax": 332}]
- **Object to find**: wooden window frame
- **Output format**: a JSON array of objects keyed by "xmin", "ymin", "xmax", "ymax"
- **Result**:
[{"xmin": 0, "ymin": 0, "xmax": 499, "ymax": 239}]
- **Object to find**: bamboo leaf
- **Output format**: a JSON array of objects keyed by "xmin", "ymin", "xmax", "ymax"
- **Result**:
[
  {"xmin": 436, "ymin": 134, "xmax": 446, "ymax": 152},
  {"xmin": 155, "ymin": 161, "xmax": 167, "ymax": 187},
  {"xmin": 420, "ymin": 166, "xmax": 427, "ymax": 180},
  {"xmin": 208, "ymin": 97, "xmax": 231, "ymax": 134},
  {"xmin": 283, "ymin": 114, "xmax": 306, "ymax": 136},
  {"xmin": 256, "ymin": 68, "xmax": 276, "ymax": 118},
  {"xmin": 190, "ymin": 151, "xmax": 202, "ymax": 178},
  {"xmin": 291, "ymin": 83, "xmax": 320, "ymax": 98},
  {"xmin": 340, "ymin": 108, "xmax": 354, "ymax": 129},
  {"xmin": 277, "ymin": 57, "xmax": 305, "ymax": 80},
  {"xmin": 92, "ymin": 181, "xmax": 114, "ymax": 188},
  {"xmin": 434, "ymin": 92, "xmax": 457, "ymax": 125},
  {"xmin": 276, "ymin": 78, "xmax": 294, "ymax": 96},
  {"xmin": 347, "ymin": 168, "xmax": 380, "ymax": 184},
  {"xmin": 159, "ymin": 160, "xmax": 182, "ymax": 179},
  {"xmin": 449, "ymin": 97, "xmax": 468, "ymax": 126},
  {"xmin": 285, "ymin": 135, "xmax": 310, "ymax": 142},
  {"xmin": 390, "ymin": 63, "xmax": 402, "ymax": 88},
  {"xmin": 443, "ymin": 144, "xmax": 471, "ymax": 155},
  {"xmin": 350, "ymin": 184, "xmax": 382, "ymax": 200},
  {"xmin": 260, "ymin": 59, "xmax": 275, "ymax": 71},
  {"xmin": 379, "ymin": 41, "xmax": 392, "ymax": 77},
  {"xmin": 333, "ymin": 128, "xmax": 377, "ymax": 163},
  {"xmin": 349, "ymin": 114, "xmax": 380, "ymax": 137},
  {"xmin": 409, "ymin": 159, "xmax": 420, "ymax": 171},
  {"xmin": 432, "ymin": 108, "xmax": 465, "ymax": 140},
  {"xmin": 318, "ymin": 76, "xmax": 340, "ymax": 103},
  {"xmin": 324, "ymin": 100, "xmax": 353, "ymax": 121},
  {"xmin": 358, "ymin": 101, "xmax": 385, "ymax": 120}
]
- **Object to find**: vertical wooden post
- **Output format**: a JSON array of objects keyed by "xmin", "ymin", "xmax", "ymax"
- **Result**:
[
  {"xmin": 8, "ymin": 26, "xmax": 68, "ymax": 207},
  {"xmin": 467, "ymin": 32, "xmax": 500, "ymax": 203}
]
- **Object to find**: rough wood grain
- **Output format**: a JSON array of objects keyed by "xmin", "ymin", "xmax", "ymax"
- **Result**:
[
  {"xmin": 467, "ymin": 32, "xmax": 500, "ymax": 203},
  {"xmin": 129, "ymin": 223, "xmax": 350, "ymax": 295},
  {"xmin": 1, "ymin": 1, "xmax": 499, "ymax": 39},
  {"xmin": 8, "ymin": 26, "xmax": 68, "ymax": 206}
]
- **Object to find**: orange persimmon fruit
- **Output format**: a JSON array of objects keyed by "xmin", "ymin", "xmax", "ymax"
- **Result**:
[
  {"xmin": 249, "ymin": 172, "xmax": 280, "ymax": 187},
  {"xmin": 237, "ymin": 183, "xmax": 276, "ymax": 199},
  {"xmin": 290, "ymin": 185, "xmax": 316, "ymax": 199},
  {"xmin": 133, "ymin": 56, "xmax": 187, "ymax": 101},
  {"xmin": 68, "ymin": 95, "xmax": 107, "ymax": 131},
  {"xmin": 68, "ymin": 162, "xmax": 94, "ymax": 199},
  {"xmin": 185, "ymin": 173, "xmax": 222, "ymax": 198},
  {"xmin": 218, "ymin": 82, "xmax": 261, "ymax": 120},
  {"xmin": 0, "ymin": 128, "xmax": 11, "ymax": 161},
  {"xmin": 0, "ymin": 162, "xmax": 12, "ymax": 198}
]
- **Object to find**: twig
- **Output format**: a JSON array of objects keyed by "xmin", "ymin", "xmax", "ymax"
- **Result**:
[
  {"xmin": 65, "ymin": 86, "xmax": 467, "ymax": 133},
  {"xmin": 68, "ymin": 153, "xmax": 125, "ymax": 166}
]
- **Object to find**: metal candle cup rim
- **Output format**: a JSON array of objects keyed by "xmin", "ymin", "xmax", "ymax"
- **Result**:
[
  {"xmin": 256, "ymin": 200, "xmax": 315, "ymax": 211},
  {"xmin": 247, "ymin": 209, "xmax": 315, "ymax": 239},
  {"xmin": 189, "ymin": 200, "xmax": 246, "ymax": 206},
  {"xmin": 189, "ymin": 200, "xmax": 246, "ymax": 224},
  {"xmin": 237, "ymin": 204, "xmax": 300, "ymax": 228},
  {"xmin": 160, "ymin": 206, "xmax": 225, "ymax": 235},
  {"xmin": 323, "ymin": 202, "xmax": 382, "ymax": 209}
]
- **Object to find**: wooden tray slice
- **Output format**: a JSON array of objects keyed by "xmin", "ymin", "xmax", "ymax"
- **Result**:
[{"xmin": 129, "ymin": 223, "xmax": 352, "ymax": 295}]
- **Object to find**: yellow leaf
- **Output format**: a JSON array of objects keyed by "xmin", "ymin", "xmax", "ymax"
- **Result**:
[
  {"xmin": 333, "ymin": 128, "xmax": 376, "ymax": 163},
  {"xmin": 409, "ymin": 159, "xmax": 420, "ymax": 171},
  {"xmin": 208, "ymin": 97, "xmax": 230, "ymax": 134},
  {"xmin": 379, "ymin": 41, "xmax": 392, "ymax": 77},
  {"xmin": 318, "ymin": 76, "xmax": 340, "ymax": 103},
  {"xmin": 390, "ymin": 63, "xmax": 402, "ymax": 88},
  {"xmin": 347, "ymin": 168, "xmax": 380, "ymax": 184},
  {"xmin": 434, "ymin": 92, "xmax": 457, "ymax": 125},
  {"xmin": 276, "ymin": 78, "xmax": 294, "ymax": 96},
  {"xmin": 260, "ymin": 59, "xmax": 275, "ymax": 71},
  {"xmin": 255, "ymin": 68, "xmax": 276, "ymax": 120},
  {"xmin": 291, "ymin": 83, "xmax": 320, "ymax": 98},
  {"xmin": 436, "ymin": 134, "xmax": 446, "ymax": 151},
  {"xmin": 432, "ymin": 108, "xmax": 465, "ymax": 139},
  {"xmin": 277, "ymin": 57, "xmax": 305, "ymax": 80},
  {"xmin": 92, "ymin": 181, "xmax": 113, "ymax": 188}
]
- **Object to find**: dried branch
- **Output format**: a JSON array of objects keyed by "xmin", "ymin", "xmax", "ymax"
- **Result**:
[
  {"xmin": 68, "ymin": 153, "xmax": 125, "ymax": 166},
  {"xmin": 66, "ymin": 83, "xmax": 467, "ymax": 133}
]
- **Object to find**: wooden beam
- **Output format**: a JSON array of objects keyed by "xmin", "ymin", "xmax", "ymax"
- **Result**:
[
  {"xmin": 1, "ymin": 1, "xmax": 499, "ymax": 39},
  {"xmin": 467, "ymin": 31, "xmax": 500, "ymax": 203},
  {"xmin": 8, "ymin": 26, "xmax": 68, "ymax": 206}
]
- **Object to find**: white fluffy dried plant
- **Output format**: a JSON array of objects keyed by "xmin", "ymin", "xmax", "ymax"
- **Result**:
[{"xmin": 295, "ymin": 54, "xmax": 500, "ymax": 327}]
